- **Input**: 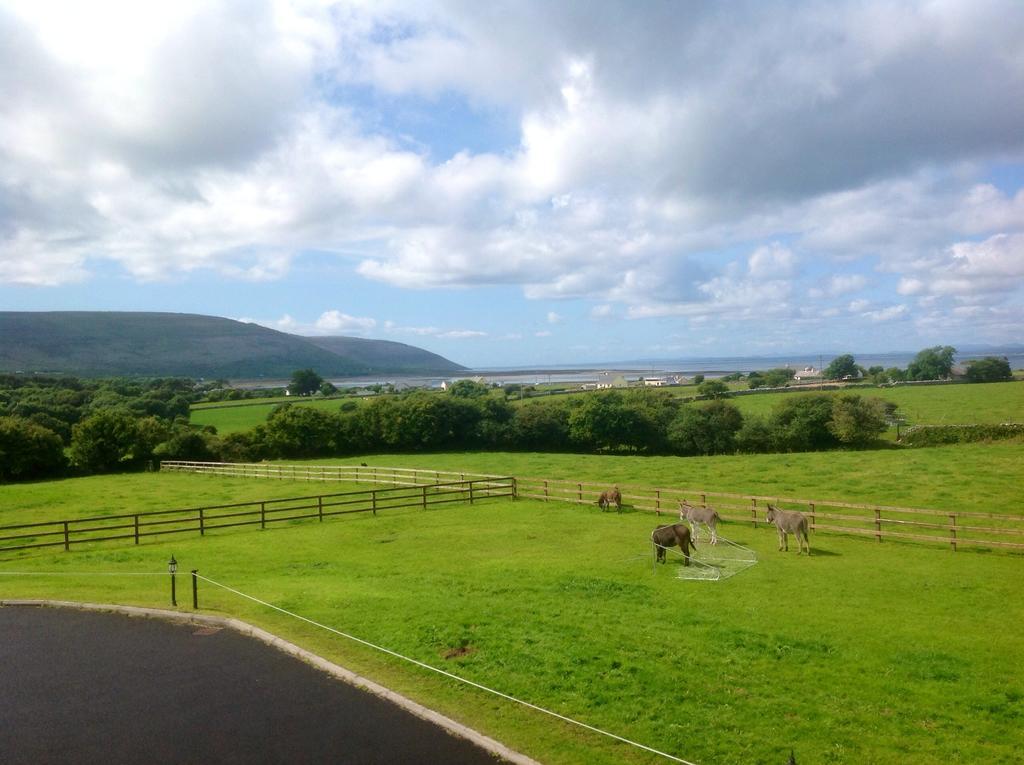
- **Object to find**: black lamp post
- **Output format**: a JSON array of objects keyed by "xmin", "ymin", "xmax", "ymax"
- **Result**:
[{"xmin": 168, "ymin": 555, "xmax": 178, "ymax": 607}]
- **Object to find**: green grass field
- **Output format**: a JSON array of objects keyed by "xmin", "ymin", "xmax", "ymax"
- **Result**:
[
  {"xmin": 727, "ymin": 381, "xmax": 1024, "ymax": 426},
  {"xmin": 2, "ymin": 445, "xmax": 1023, "ymax": 764},
  {"xmin": 190, "ymin": 381, "xmax": 1023, "ymax": 436},
  {"xmin": 190, "ymin": 396, "xmax": 361, "ymax": 434}
]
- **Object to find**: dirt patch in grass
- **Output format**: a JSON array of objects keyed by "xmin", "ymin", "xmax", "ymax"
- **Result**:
[{"xmin": 443, "ymin": 644, "xmax": 476, "ymax": 660}]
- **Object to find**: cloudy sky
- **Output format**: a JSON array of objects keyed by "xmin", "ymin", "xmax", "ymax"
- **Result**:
[{"xmin": 2, "ymin": 0, "xmax": 1022, "ymax": 367}]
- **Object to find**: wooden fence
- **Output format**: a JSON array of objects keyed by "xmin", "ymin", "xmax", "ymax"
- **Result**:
[
  {"xmin": 160, "ymin": 461, "xmax": 503, "ymax": 488},
  {"xmin": 514, "ymin": 477, "xmax": 1024, "ymax": 552},
  {"xmin": 0, "ymin": 478, "xmax": 515, "ymax": 556},
  {"xmin": 159, "ymin": 461, "xmax": 1024, "ymax": 553}
]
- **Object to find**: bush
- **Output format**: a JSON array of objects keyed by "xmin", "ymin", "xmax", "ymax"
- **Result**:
[
  {"xmin": 827, "ymin": 394, "xmax": 888, "ymax": 445},
  {"xmin": 964, "ymin": 357, "xmax": 1013, "ymax": 383},
  {"xmin": 697, "ymin": 380, "xmax": 730, "ymax": 399},
  {"xmin": 907, "ymin": 346, "xmax": 956, "ymax": 381},
  {"xmin": 510, "ymin": 403, "xmax": 571, "ymax": 451},
  {"xmin": 567, "ymin": 391, "xmax": 662, "ymax": 452},
  {"xmin": 901, "ymin": 423, "xmax": 1024, "ymax": 446},
  {"xmin": 770, "ymin": 394, "xmax": 836, "ymax": 451},
  {"xmin": 824, "ymin": 354, "xmax": 859, "ymax": 380},
  {"xmin": 153, "ymin": 425, "xmax": 221, "ymax": 462},
  {"xmin": 667, "ymin": 401, "xmax": 743, "ymax": 455},
  {"xmin": 70, "ymin": 411, "xmax": 167, "ymax": 472},
  {"xmin": 261, "ymin": 405, "xmax": 340, "ymax": 458},
  {"xmin": 735, "ymin": 415, "xmax": 774, "ymax": 453},
  {"xmin": 0, "ymin": 417, "xmax": 67, "ymax": 481}
]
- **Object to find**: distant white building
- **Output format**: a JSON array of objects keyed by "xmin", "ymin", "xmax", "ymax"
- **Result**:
[
  {"xmin": 793, "ymin": 366, "xmax": 822, "ymax": 381},
  {"xmin": 643, "ymin": 377, "xmax": 668, "ymax": 387},
  {"xmin": 596, "ymin": 372, "xmax": 629, "ymax": 389}
]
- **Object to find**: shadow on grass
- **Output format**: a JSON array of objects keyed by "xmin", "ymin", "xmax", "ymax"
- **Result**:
[
  {"xmin": 598, "ymin": 503, "xmax": 641, "ymax": 515},
  {"xmin": 806, "ymin": 547, "xmax": 841, "ymax": 557},
  {"xmin": 765, "ymin": 547, "xmax": 841, "ymax": 557}
]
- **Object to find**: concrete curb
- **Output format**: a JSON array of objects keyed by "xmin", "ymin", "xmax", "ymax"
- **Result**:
[{"xmin": 1, "ymin": 599, "xmax": 541, "ymax": 765}]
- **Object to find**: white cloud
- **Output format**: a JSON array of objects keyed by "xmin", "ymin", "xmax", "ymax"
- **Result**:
[
  {"xmin": 862, "ymin": 304, "xmax": 909, "ymax": 322},
  {"xmin": 1, "ymin": 0, "xmax": 1022, "ymax": 348},
  {"xmin": 546, "ymin": 311, "xmax": 563, "ymax": 324},
  {"xmin": 247, "ymin": 310, "xmax": 377, "ymax": 336},
  {"xmin": 897, "ymin": 233, "xmax": 1024, "ymax": 302},
  {"xmin": 380, "ymin": 323, "xmax": 487, "ymax": 340},
  {"xmin": 809, "ymin": 274, "xmax": 868, "ymax": 298},
  {"xmin": 748, "ymin": 243, "xmax": 797, "ymax": 280},
  {"xmin": 313, "ymin": 310, "xmax": 377, "ymax": 334}
]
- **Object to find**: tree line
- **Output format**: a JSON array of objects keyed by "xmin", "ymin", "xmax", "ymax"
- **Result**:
[
  {"xmin": 0, "ymin": 345, "xmax": 1015, "ymax": 484},
  {"xmin": 0, "ymin": 375, "xmax": 211, "ymax": 482},
  {"xmin": 211, "ymin": 386, "xmax": 894, "ymax": 463}
]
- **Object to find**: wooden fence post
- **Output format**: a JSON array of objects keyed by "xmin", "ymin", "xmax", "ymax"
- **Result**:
[
  {"xmin": 656, "ymin": 489, "xmax": 661, "ymax": 516},
  {"xmin": 63, "ymin": 521, "xmax": 70, "ymax": 551},
  {"xmin": 318, "ymin": 495, "xmax": 323, "ymax": 522},
  {"xmin": 751, "ymin": 498, "xmax": 758, "ymax": 528},
  {"xmin": 701, "ymin": 493, "xmax": 707, "ymax": 509},
  {"xmin": 469, "ymin": 480, "xmax": 475, "ymax": 505},
  {"xmin": 875, "ymin": 508, "xmax": 882, "ymax": 542},
  {"xmin": 199, "ymin": 508, "xmax": 205, "ymax": 536},
  {"xmin": 809, "ymin": 503, "xmax": 816, "ymax": 532},
  {"xmin": 511, "ymin": 478, "xmax": 518, "ymax": 499},
  {"xmin": 544, "ymin": 480, "xmax": 549, "ymax": 501},
  {"xmin": 134, "ymin": 515, "xmax": 140, "ymax": 545},
  {"xmin": 578, "ymin": 483, "xmax": 583, "ymax": 502},
  {"xmin": 260, "ymin": 502, "xmax": 266, "ymax": 530},
  {"xmin": 422, "ymin": 484, "xmax": 428, "ymax": 511},
  {"xmin": 949, "ymin": 513, "xmax": 957, "ymax": 552}
]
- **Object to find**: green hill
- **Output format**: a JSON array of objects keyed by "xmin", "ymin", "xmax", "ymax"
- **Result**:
[
  {"xmin": 304, "ymin": 335, "xmax": 465, "ymax": 375},
  {"xmin": 0, "ymin": 312, "xmax": 466, "ymax": 379}
]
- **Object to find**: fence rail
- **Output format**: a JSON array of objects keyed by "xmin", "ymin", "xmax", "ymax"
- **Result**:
[
  {"xmin": 512, "ymin": 476, "xmax": 1024, "ymax": 552},
  {"xmin": 160, "ymin": 461, "xmax": 1024, "ymax": 553},
  {"xmin": 161, "ymin": 461, "xmax": 504, "ymax": 488},
  {"xmin": 0, "ymin": 477, "xmax": 515, "ymax": 557}
]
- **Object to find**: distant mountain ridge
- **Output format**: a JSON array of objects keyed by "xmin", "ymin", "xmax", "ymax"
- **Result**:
[{"xmin": 0, "ymin": 312, "xmax": 466, "ymax": 379}]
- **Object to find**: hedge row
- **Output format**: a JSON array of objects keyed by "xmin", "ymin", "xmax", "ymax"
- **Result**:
[{"xmin": 901, "ymin": 423, "xmax": 1024, "ymax": 446}]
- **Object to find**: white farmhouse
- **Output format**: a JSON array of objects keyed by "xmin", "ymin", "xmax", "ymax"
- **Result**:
[
  {"xmin": 793, "ymin": 366, "xmax": 822, "ymax": 381},
  {"xmin": 596, "ymin": 372, "xmax": 629, "ymax": 389}
]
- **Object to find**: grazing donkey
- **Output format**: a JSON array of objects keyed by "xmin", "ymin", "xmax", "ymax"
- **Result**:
[
  {"xmin": 651, "ymin": 523, "xmax": 697, "ymax": 565},
  {"xmin": 766, "ymin": 504, "xmax": 810, "ymax": 555},
  {"xmin": 598, "ymin": 486, "xmax": 622, "ymax": 513},
  {"xmin": 678, "ymin": 500, "xmax": 721, "ymax": 545}
]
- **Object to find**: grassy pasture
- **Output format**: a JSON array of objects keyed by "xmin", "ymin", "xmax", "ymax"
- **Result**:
[
  {"xmin": 727, "ymin": 381, "xmax": 1023, "ymax": 426},
  {"xmin": 301, "ymin": 444, "xmax": 1022, "ymax": 516},
  {"xmin": 190, "ymin": 396, "xmax": 359, "ymax": 434},
  {"xmin": 2, "ymin": 447, "xmax": 1023, "ymax": 764},
  {"xmin": 190, "ymin": 380, "xmax": 1023, "ymax": 436}
]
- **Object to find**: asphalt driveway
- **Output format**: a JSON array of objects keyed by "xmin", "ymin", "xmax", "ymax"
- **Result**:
[{"xmin": 0, "ymin": 606, "xmax": 509, "ymax": 764}]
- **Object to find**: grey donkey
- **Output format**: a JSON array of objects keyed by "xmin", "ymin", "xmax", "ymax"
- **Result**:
[
  {"xmin": 766, "ymin": 504, "xmax": 810, "ymax": 555},
  {"xmin": 678, "ymin": 500, "xmax": 721, "ymax": 545}
]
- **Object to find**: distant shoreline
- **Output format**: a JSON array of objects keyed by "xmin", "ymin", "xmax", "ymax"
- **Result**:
[{"xmin": 220, "ymin": 347, "xmax": 1024, "ymax": 389}]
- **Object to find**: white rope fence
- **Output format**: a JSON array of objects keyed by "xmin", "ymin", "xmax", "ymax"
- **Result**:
[{"xmin": 196, "ymin": 573, "xmax": 701, "ymax": 765}]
